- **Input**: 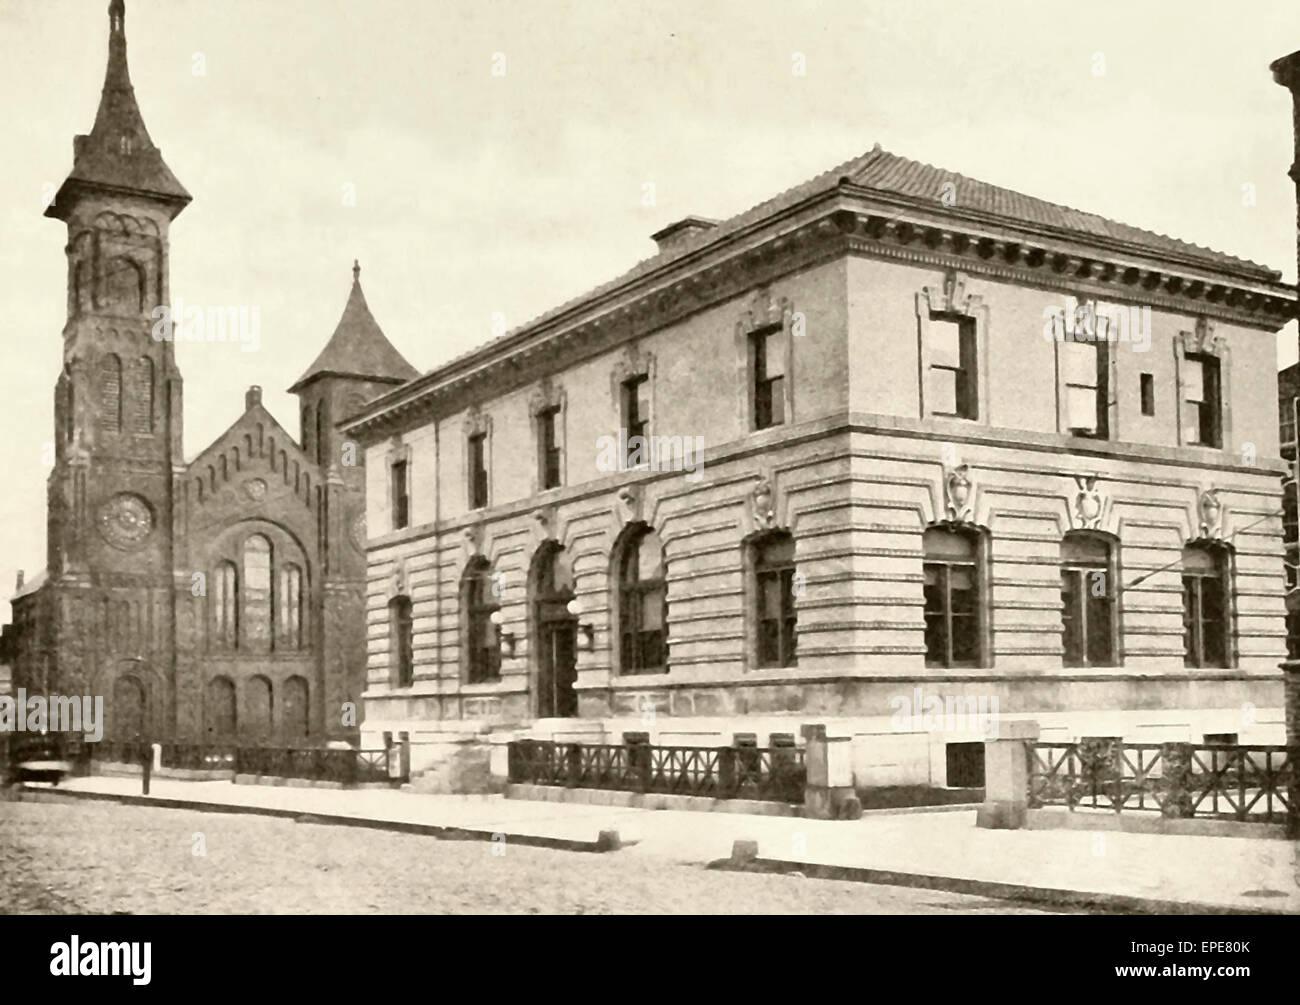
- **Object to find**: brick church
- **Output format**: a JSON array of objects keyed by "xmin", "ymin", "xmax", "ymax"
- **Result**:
[{"xmin": 9, "ymin": 1, "xmax": 419, "ymax": 745}]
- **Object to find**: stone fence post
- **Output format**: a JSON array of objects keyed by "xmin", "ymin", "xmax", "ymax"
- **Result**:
[
  {"xmin": 801, "ymin": 723, "xmax": 861, "ymax": 820},
  {"xmin": 976, "ymin": 720, "xmax": 1039, "ymax": 829}
]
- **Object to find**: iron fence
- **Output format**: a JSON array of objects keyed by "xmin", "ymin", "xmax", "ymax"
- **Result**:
[
  {"xmin": 508, "ymin": 738, "xmax": 806, "ymax": 803},
  {"xmin": 1028, "ymin": 739, "xmax": 1296, "ymax": 824},
  {"xmin": 66, "ymin": 738, "xmax": 402, "ymax": 785}
]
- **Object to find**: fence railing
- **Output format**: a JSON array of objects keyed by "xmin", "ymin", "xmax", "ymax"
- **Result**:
[
  {"xmin": 507, "ymin": 739, "xmax": 806, "ymax": 803},
  {"xmin": 1028, "ymin": 739, "xmax": 1295, "ymax": 824},
  {"xmin": 3, "ymin": 735, "xmax": 404, "ymax": 786},
  {"xmin": 234, "ymin": 745, "xmax": 397, "ymax": 784}
]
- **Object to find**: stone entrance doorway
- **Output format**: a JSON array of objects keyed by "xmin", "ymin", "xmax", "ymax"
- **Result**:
[{"xmin": 533, "ymin": 542, "xmax": 578, "ymax": 718}]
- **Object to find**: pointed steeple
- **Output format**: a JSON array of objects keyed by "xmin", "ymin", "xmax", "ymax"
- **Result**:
[
  {"xmin": 46, "ymin": 0, "xmax": 190, "ymax": 220},
  {"xmin": 288, "ymin": 262, "xmax": 421, "ymax": 392}
]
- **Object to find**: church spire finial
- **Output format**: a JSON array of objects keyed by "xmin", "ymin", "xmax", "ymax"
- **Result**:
[
  {"xmin": 353, "ymin": 259, "xmax": 361, "ymax": 282},
  {"xmin": 109, "ymin": 0, "xmax": 125, "ymax": 35}
]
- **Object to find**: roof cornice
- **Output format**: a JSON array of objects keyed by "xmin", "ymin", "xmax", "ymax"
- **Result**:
[{"xmin": 344, "ymin": 194, "xmax": 1296, "ymax": 443}]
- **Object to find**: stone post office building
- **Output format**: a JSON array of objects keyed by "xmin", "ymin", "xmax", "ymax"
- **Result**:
[{"xmin": 345, "ymin": 144, "xmax": 1296, "ymax": 788}]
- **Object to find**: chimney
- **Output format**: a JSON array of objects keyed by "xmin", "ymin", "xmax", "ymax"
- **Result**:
[
  {"xmin": 651, "ymin": 216, "xmax": 719, "ymax": 256},
  {"xmin": 14, "ymin": 570, "xmax": 23, "ymax": 591},
  {"xmin": 245, "ymin": 385, "xmax": 262, "ymax": 410}
]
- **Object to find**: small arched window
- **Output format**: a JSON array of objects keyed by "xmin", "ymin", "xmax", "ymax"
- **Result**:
[
  {"xmin": 213, "ymin": 561, "xmax": 238, "ymax": 649},
  {"xmin": 1183, "ymin": 543, "xmax": 1232, "ymax": 668},
  {"xmin": 242, "ymin": 534, "xmax": 273, "ymax": 652},
  {"xmin": 204, "ymin": 676, "xmax": 237, "ymax": 740},
  {"xmin": 282, "ymin": 675, "xmax": 310, "ymax": 742},
  {"xmin": 618, "ymin": 525, "xmax": 667, "ymax": 674},
  {"xmin": 923, "ymin": 526, "xmax": 985, "ymax": 668},
  {"xmin": 753, "ymin": 532, "xmax": 797, "ymax": 668},
  {"xmin": 463, "ymin": 559, "xmax": 501, "ymax": 683},
  {"xmin": 390, "ymin": 596, "xmax": 413, "ymax": 688},
  {"xmin": 279, "ymin": 563, "xmax": 303, "ymax": 650}
]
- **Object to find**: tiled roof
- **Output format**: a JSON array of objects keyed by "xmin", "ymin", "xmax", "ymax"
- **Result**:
[
  {"xmin": 289, "ymin": 264, "xmax": 421, "ymax": 392},
  {"xmin": 46, "ymin": 1, "xmax": 190, "ymax": 217},
  {"xmin": 401, "ymin": 144, "xmax": 1280, "ymax": 394},
  {"xmin": 846, "ymin": 147, "xmax": 1277, "ymax": 278}
]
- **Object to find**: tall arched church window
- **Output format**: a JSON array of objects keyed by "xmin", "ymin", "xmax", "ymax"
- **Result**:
[
  {"xmin": 213, "ymin": 561, "xmax": 238, "ymax": 649},
  {"xmin": 279, "ymin": 563, "xmax": 304, "ymax": 650},
  {"xmin": 135, "ymin": 357, "xmax": 155, "ymax": 433},
  {"xmin": 99, "ymin": 353, "xmax": 123, "ymax": 431},
  {"xmin": 242, "ymin": 534, "xmax": 273, "ymax": 652}
]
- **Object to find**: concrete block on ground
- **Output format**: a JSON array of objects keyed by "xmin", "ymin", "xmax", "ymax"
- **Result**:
[{"xmin": 731, "ymin": 839, "xmax": 759, "ymax": 864}]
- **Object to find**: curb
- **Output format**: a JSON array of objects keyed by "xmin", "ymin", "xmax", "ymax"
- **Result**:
[
  {"xmin": 709, "ymin": 855, "xmax": 1298, "ymax": 916},
  {"xmin": 17, "ymin": 786, "xmax": 609, "ymax": 854}
]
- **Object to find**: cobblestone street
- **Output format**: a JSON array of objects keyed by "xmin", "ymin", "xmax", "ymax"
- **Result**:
[{"xmin": 0, "ymin": 800, "xmax": 1060, "ymax": 915}]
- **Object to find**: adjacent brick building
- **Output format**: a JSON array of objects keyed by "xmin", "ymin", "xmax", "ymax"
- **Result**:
[
  {"xmin": 346, "ymin": 147, "xmax": 1296, "ymax": 788},
  {"xmin": 9, "ymin": 2, "xmax": 418, "ymax": 745}
]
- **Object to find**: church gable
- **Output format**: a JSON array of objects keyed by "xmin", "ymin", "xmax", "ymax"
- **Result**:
[{"xmin": 185, "ymin": 388, "xmax": 319, "ymax": 520}]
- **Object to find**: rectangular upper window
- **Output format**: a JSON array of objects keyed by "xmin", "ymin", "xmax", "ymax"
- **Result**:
[
  {"xmin": 390, "ymin": 459, "xmax": 409, "ymax": 530},
  {"xmin": 1183, "ymin": 353, "xmax": 1222, "ymax": 447},
  {"xmin": 468, "ymin": 432, "xmax": 488, "ymax": 509},
  {"xmin": 1061, "ymin": 340, "xmax": 1109, "ymax": 438},
  {"xmin": 752, "ymin": 325, "xmax": 786, "ymax": 430},
  {"xmin": 538, "ymin": 406, "xmax": 562, "ymax": 490},
  {"xmin": 928, "ymin": 313, "xmax": 978, "ymax": 420},
  {"xmin": 621, "ymin": 375, "xmax": 649, "ymax": 467},
  {"xmin": 1140, "ymin": 373, "xmax": 1155, "ymax": 416}
]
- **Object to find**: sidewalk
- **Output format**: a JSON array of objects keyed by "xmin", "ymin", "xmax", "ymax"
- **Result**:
[{"xmin": 31, "ymin": 775, "xmax": 1300, "ymax": 914}]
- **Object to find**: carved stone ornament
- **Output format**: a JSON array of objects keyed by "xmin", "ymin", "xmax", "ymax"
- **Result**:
[
  {"xmin": 616, "ymin": 484, "xmax": 640, "ymax": 524},
  {"xmin": 736, "ymin": 286, "xmax": 791, "ymax": 335},
  {"xmin": 943, "ymin": 464, "xmax": 974, "ymax": 523},
  {"xmin": 462, "ymin": 522, "xmax": 484, "ymax": 557},
  {"xmin": 1185, "ymin": 316, "xmax": 1221, "ymax": 356},
  {"xmin": 389, "ymin": 556, "xmax": 409, "ymax": 599},
  {"xmin": 242, "ymin": 478, "xmax": 267, "ymax": 502},
  {"xmin": 529, "ymin": 506, "xmax": 556, "ymax": 549},
  {"xmin": 528, "ymin": 375, "xmax": 563, "ymax": 416},
  {"xmin": 1073, "ymin": 475, "xmax": 1104, "ymax": 530},
  {"xmin": 923, "ymin": 269, "xmax": 983, "ymax": 317},
  {"xmin": 97, "ymin": 493, "xmax": 154, "ymax": 550},
  {"xmin": 1198, "ymin": 489, "xmax": 1224, "ymax": 540},
  {"xmin": 465, "ymin": 403, "xmax": 489, "ymax": 438},
  {"xmin": 752, "ymin": 478, "xmax": 776, "ymax": 530}
]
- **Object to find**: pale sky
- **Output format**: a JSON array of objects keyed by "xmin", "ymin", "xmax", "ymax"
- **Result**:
[{"xmin": 1, "ymin": 0, "xmax": 1297, "ymax": 622}]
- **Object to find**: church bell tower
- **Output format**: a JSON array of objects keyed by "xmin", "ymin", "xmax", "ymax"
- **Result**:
[{"xmin": 41, "ymin": 0, "xmax": 190, "ymax": 737}]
